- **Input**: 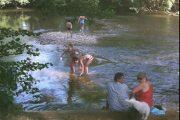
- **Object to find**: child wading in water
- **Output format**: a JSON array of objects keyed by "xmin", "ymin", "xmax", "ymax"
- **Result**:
[
  {"xmin": 78, "ymin": 16, "xmax": 88, "ymax": 33},
  {"xmin": 60, "ymin": 43, "xmax": 81, "ymax": 74},
  {"xmin": 66, "ymin": 19, "xmax": 72, "ymax": 38},
  {"xmin": 60, "ymin": 43, "xmax": 94, "ymax": 76},
  {"xmin": 79, "ymin": 54, "xmax": 94, "ymax": 76}
]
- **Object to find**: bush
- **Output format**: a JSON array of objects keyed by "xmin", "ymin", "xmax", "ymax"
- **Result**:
[
  {"xmin": 0, "ymin": 28, "xmax": 52, "ymax": 115},
  {"xmin": 99, "ymin": 9, "xmax": 116, "ymax": 18}
]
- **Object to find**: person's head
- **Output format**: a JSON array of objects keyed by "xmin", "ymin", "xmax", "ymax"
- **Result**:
[
  {"xmin": 114, "ymin": 72, "xmax": 124, "ymax": 83},
  {"xmin": 67, "ymin": 19, "xmax": 71, "ymax": 22},
  {"xmin": 137, "ymin": 72, "xmax": 148, "ymax": 83},
  {"xmin": 68, "ymin": 43, "xmax": 73, "ymax": 49},
  {"xmin": 72, "ymin": 56, "xmax": 79, "ymax": 63},
  {"xmin": 80, "ymin": 16, "xmax": 85, "ymax": 18}
]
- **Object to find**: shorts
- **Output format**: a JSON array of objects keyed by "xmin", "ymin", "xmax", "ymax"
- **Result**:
[
  {"xmin": 67, "ymin": 27, "xmax": 72, "ymax": 30},
  {"xmin": 80, "ymin": 22, "xmax": 84, "ymax": 26}
]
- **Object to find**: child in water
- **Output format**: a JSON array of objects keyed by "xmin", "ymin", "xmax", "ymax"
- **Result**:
[
  {"xmin": 66, "ymin": 19, "xmax": 73, "ymax": 38},
  {"xmin": 78, "ymin": 16, "xmax": 88, "ymax": 32},
  {"xmin": 60, "ymin": 43, "xmax": 81, "ymax": 74},
  {"xmin": 79, "ymin": 54, "xmax": 94, "ymax": 76}
]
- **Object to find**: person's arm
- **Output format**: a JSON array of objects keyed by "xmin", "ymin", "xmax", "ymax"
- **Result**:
[
  {"xmin": 126, "ymin": 85, "xmax": 131, "ymax": 98},
  {"xmin": 132, "ymin": 84, "xmax": 143, "ymax": 94},
  {"xmin": 79, "ymin": 56, "xmax": 84, "ymax": 76},
  {"xmin": 60, "ymin": 49, "xmax": 68, "ymax": 59},
  {"xmin": 70, "ymin": 23, "xmax": 72, "ymax": 29},
  {"xmin": 74, "ymin": 48, "xmax": 83, "ymax": 57},
  {"xmin": 60, "ymin": 51, "xmax": 65, "ymax": 58},
  {"xmin": 106, "ymin": 100, "xmax": 109, "ymax": 110},
  {"xmin": 78, "ymin": 17, "xmax": 80, "ymax": 23},
  {"xmin": 66, "ymin": 22, "xmax": 68, "ymax": 28}
]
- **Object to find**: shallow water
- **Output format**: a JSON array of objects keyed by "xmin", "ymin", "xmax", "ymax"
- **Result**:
[{"xmin": 0, "ymin": 10, "xmax": 179, "ymax": 111}]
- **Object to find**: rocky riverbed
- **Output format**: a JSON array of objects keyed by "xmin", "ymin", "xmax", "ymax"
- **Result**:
[{"xmin": 38, "ymin": 31, "xmax": 99, "ymax": 45}]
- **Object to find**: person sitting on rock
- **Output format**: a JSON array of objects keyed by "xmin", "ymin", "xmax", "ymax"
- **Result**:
[
  {"xmin": 107, "ymin": 72, "xmax": 131, "ymax": 111},
  {"xmin": 131, "ymin": 72, "xmax": 154, "ymax": 108}
]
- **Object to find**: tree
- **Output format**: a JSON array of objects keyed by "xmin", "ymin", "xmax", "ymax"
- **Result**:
[
  {"xmin": 0, "ymin": 28, "xmax": 52, "ymax": 116},
  {"xmin": 0, "ymin": 0, "xmax": 30, "ymax": 8},
  {"xmin": 129, "ymin": 0, "xmax": 177, "ymax": 13},
  {"xmin": 0, "ymin": 0, "xmax": 11, "ymax": 7}
]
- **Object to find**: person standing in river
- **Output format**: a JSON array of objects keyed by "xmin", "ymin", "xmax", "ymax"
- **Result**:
[
  {"xmin": 78, "ymin": 16, "xmax": 88, "ymax": 32},
  {"xmin": 79, "ymin": 54, "xmax": 94, "ymax": 76},
  {"xmin": 60, "ymin": 43, "xmax": 81, "ymax": 74},
  {"xmin": 66, "ymin": 19, "xmax": 73, "ymax": 38}
]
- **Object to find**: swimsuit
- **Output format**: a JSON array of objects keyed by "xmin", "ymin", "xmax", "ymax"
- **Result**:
[
  {"xmin": 67, "ymin": 27, "xmax": 71, "ymax": 30},
  {"xmin": 84, "ymin": 54, "xmax": 93, "ymax": 61},
  {"xmin": 66, "ymin": 22, "xmax": 72, "ymax": 30},
  {"xmin": 79, "ymin": 18, "xmax": 85, "ymax": 25}
]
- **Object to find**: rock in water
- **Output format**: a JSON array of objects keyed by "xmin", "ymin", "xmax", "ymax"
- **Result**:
[{"xmin": 39, "ymin": 31, "xmax": 99, "ymax": 45}]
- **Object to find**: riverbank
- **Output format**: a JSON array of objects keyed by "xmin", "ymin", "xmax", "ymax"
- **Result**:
[
  {"xmin": 5, "ymin": 109, "xmax": 179, "ymax": 120},
  {"xmin": 0, "ymin": 8, "xmax": 34, "ymax": 13},
  {"xmin": 137, "ymin": 10, "xmax": 179, "ymax": 16},
  {"xmin": 0, "ymin": 8, "xmax": 179, "ymax": 16}
]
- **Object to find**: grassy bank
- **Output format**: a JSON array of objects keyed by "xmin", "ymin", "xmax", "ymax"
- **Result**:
[{"xmin": 3, "ymin": 109, "xmax": 179, "ymax": 120}]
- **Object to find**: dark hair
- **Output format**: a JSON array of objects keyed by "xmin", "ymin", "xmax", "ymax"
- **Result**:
[
  {"xmin": 67, "ymin": 19, "xmax": 71, "ymax": 22},
  {"xmin": 114, "ymin": 72, "xmax": 124, "ymax": 82},
  {"xmin": 72, "ymin": 56, "xmax": 79, "ymax": 62},
  {"xmin": 68, "ymin": 43, "xmax": 73, "ymax": 47},
  {"xmin": 137, "ymin": 72, "xmax": 148, "ymax": 81}
]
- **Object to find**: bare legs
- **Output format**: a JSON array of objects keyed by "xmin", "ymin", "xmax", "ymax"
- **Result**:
[
  {"xmin": 67, "ymin": 30, "xmax": 72, "ymax": 38},
  {"xmin": 80, "ymin": 24, "xmax": 84, "ymax": 33},
  {"xmin": 79, "ymin": 58, "xmax": 93, "ymax": 76},
  {"xmin": 70, "ymin": 62, "xmax": 75, "ymax": 74},
  {"xmin": 79, "ymin": 59, "xmax": 84, "ymax": 76}
]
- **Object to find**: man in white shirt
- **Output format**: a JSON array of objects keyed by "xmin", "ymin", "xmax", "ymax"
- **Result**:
[{"xmin": 107, "ymin": 72, "xmax": 131, "ymax": 111}]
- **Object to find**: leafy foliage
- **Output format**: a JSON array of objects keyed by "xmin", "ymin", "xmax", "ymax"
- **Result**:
[
  {"xmin": 129, "ymin": 0, "xmax": 177, "ymax": 13},
  {"xmin": 0, "ymin": 0, "xmax": 30, "ymax": 7},
  {"xmin": 0, "ymin": 28, "xmax": 52, "ymax": 116},
  {"xmin": 0, "ymin": 0, "xmax": 178, "ymax": 15},
  {"xmin": 0, "ymin": 0, "xmax": 11, "ymax": 6},
  {"xmin": 33, "ymin": 0, "xmax": 100, "ymax": 16}
]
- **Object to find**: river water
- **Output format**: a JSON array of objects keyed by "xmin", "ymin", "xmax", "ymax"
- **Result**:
[{"xmin": 0, "ymin": 10, "xmax": 179, "ymax": 111}]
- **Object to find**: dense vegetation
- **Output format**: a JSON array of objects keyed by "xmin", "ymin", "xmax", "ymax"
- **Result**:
[
  {"xmin": 0, "ymin": 0, "xmax": 179, "ymax": 16},
  {"xmin": 0, "ymin": 28, "xmax": 52, "ymax": 116}
]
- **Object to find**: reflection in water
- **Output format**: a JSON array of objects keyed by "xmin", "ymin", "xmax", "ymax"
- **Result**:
[
  {"xmin": 21, "ymin": 20, "xmax": 29, "ymax": 30},
  {"xmin": 67, "ymin": 74, "xmax": 97, "ymax": 105},
  {"xmin": 0, "ymin": 10, "xmax": 79, "ymax": 32},
  {"xmin": 0, "ymin": 12, "xmax": 30, "ymax": 30},
  {"xmin": 67, "ymin": 74, "xmax": 79, "ymax": 105},
  {"xmin": 19, "ymin": 14, "xmax": 30, "ymax": 30}
]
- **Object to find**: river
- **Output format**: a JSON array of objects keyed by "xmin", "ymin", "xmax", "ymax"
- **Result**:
[{"xmin": 0, "ymin": 9, "xmax": 179, "ymax": 111}]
